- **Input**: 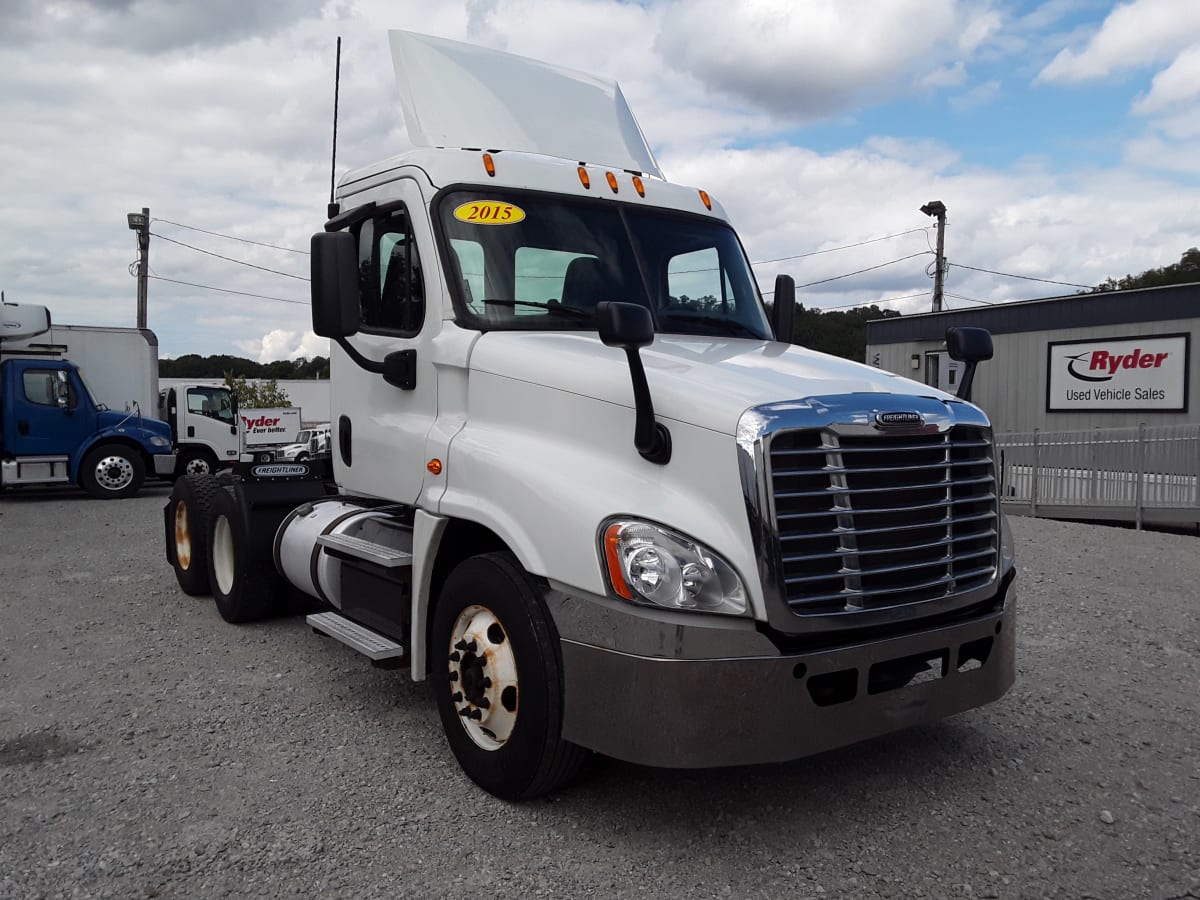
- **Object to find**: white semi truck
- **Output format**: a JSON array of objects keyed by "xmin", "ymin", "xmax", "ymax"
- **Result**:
[{"xmin": 163, "ymin": 32, "xmax": 1015, "ymax": 800}]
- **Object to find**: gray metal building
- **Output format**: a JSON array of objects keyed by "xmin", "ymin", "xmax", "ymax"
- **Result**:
[
  {"xmin": 865, "ymin": 282, "xmax": 1197, "ymax": 435},
  {"xmin": 865, "ymin": 283, "xmax": 1199, "ymax": 527}
]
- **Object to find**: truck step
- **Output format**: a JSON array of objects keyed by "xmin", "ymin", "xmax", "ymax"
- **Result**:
[
  {"xmin": 307, "ymin": 612, "xmax": 405, "ymax": 661},
  {"xmin": 316, "ymin": 533, "xmax": 413, "ymax": 568}
]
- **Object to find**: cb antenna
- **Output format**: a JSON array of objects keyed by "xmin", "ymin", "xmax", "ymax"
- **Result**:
[{"xmin": 328, "ymin": 35, "xmax": 342, "ymax": 219}]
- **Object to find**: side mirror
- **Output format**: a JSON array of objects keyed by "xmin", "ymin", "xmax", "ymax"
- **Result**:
[
  {"xmin": 771, "ymin": 274, "xmax": 796, "ymax": 343},
  {"xmin": 310, "ymin": 231, "xmax": 360, "ymax": 338},
  {"xmin": 597, "ymin": 300, "xmax": 653, "ymax": 349},
  {"xmin": 945, "ymin": 327, "xmax": 993, "ymax": 402},
  {"xmin": 596, "ymin": 302, "xmax": 671, "ymax": 465}
]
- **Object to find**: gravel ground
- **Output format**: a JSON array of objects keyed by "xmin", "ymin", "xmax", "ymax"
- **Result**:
[{"xmin": 0, "ymin": 485, "xmax": 1197, "ymax": 899}]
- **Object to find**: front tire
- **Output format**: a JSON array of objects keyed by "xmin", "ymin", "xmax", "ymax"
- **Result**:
[
  {"xmin": 178, "ymin": 449, "xmax": 218, "ymax": 478},
  {"xmin": 80, "ymin": 443, "xmax": 145, "ymax": 499},
  {"xmin": 432, "ymin": 553, "xmax": 586, "ymax": 800},
  {"xmin": 206, "ymin": 487, "xmax": 290, "ymax": 623},
  {"xmin": 166, "ymin": 474, "xmax": 220, "ymax": 595}
]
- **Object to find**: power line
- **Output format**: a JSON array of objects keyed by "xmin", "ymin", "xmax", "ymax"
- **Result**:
[
  {"xmin": 949, "ymin": 262, "xmax": 1093, "ymax": 289},
  {"xmin": 150, "ymin": 232, "xmax": 311, "ymax": 282},
  {"xmin": 148, "ymin": 275, "xmax": 308, "ymax": 305},
  {"xmin": 152, "ymin": 218, "xmax": 309, "ymax": 255},
  {"xmin": 794, "ymin": 252, "xmax": 931, "ymax": 289},
  {"xmin": 821, "ymin": 290, "xmax": 931, "ymax": 311},
  {"xmin": 944, "ymin": 291, "xmax": 999, "ymax": 306},
  {"xmin": 752, "ymin": 227, "xmax": 933, "ymax": 266}
]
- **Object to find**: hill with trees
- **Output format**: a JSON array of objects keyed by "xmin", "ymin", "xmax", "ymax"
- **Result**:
[
  {"xmin": 159, "ymin": 354, "xmax": 329, "ymax": 379},
  {"xmin": 1092, "ymin": 247, "xmax": 1200, "ymax": 292}
]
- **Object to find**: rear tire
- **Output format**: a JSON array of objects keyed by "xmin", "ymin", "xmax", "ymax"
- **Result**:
[
  {"xmin": 79, "ymin": 443, "xmax": 145, "ymax": 499},
  {"xmin": 432, "ymin": 553, "xmax": 587, "ymax": 800},
  {"xmin": 166, "ymin": 475, "xmax": 220, "ymax": 595},
  {"xmin": 206, "ymin": 487, "xmax": 290, "ymax": 623}
]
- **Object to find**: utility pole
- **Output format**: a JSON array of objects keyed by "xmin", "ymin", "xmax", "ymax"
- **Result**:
[
  {"xmin": 127, "ymin": 207, "xmax": 150, "ymax": 328},
  {"xmin": 920, "ymin": 200, "xmax": 947, "ymax": 313}
]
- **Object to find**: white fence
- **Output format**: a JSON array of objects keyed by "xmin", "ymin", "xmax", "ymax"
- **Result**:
[{"xmin": 996, "ymin": 424, "xmax": 1200, "ymax": 529}]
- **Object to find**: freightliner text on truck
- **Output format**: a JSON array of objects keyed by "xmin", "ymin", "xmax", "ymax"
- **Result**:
[{"xmin": 162, "ymin": 31, "xmax": 1016, "ymax": 800}]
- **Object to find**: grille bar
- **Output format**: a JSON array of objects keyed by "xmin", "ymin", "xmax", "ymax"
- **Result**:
[{"xmin": 769, "ymin": 425, "xmax": 998, "ymax": 615}]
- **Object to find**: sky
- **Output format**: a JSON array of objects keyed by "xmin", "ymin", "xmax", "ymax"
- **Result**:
[{"xmin": 2, "ymin": 0, "xmax": 1199, "ymax": 361}]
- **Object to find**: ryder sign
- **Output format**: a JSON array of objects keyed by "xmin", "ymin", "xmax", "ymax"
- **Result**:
[{"xmin": 1047, "ymin": 333, "xmax": 1189, "ymax": 411}]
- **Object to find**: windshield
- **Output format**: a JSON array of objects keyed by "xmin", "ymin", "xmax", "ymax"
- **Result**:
[
  {"xmin": 293, "ymin": 430, "xmax": 312, "ymax": 444},
  {"xmin": 438, "ymin": 190, "xmax": 772, "ymax": 340},
  {"xmin": 186, "ymin": 386, "xmax": 236, "ymax": 425}
]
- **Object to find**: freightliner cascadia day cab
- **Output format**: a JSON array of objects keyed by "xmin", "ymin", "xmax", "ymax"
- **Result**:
[
  {"xmin": 2, "ymin": 302, "xmax": 176, "ymax": 498},
  {"xmin": 163, "ymin": 32, "xmax": 1015, "ymax": 800}
]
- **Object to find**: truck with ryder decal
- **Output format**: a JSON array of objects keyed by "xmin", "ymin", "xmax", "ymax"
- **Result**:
[{"xmin": 162, "ymin": 32, "xmax": 1015, "ymax": 800}]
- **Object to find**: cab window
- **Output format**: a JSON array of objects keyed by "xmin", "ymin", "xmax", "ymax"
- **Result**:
[
  {"xmin": 358, "ymin": 205, "xmax": 425, "ymax": 334},
  {"xmin": 22, "ymin": 369, "xmax": 76, "ymax": 408}
]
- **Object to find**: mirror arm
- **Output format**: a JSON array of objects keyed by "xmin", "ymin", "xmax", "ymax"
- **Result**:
[
  {"xmin": 622, "ymin": 347, "xmax": 672, "ymax": 464},
  {"xmin": 956, "ymin": 363, "xmax": 977, "ymax": 401},
  {"xmin": 334, "ymin": 337, "xmax": 384, "ymax": 375}
]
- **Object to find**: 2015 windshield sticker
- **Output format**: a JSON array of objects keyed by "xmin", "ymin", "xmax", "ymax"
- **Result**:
[{"xmin": 453, "ymin": 201, "xmax": 526, "ymax": 225}]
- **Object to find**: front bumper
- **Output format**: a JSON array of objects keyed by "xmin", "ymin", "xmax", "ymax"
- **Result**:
[
  {"xmin": 558, "ymin": 583, "xmax": 1015, "ymax": 769},
  {"xmin": 152, "ymin": 452, "xmax": 178, "ymax": 477}
]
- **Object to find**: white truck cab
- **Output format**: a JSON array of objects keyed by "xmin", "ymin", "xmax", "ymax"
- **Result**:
[
  {"xmin": 158, "ymin": 384, "xmax": 240, "ymax": 476},
  {"xmin": 163, "ymin": 32, "xmax": 1015, "ymax": 800}
]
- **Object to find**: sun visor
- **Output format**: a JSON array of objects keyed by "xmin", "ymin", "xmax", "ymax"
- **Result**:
[{"xmin": 389, "ymin": 30, "xmax": 662, "ymax": 179}]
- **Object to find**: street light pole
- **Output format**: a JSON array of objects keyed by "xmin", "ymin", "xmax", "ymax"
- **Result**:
[
  {"xmin": 127, "ymin": 207, "xmax": 150, "ymax": 328},
  {"xmin": 920, "ymin": 200, "xmax": 947, "ymax": 313}
]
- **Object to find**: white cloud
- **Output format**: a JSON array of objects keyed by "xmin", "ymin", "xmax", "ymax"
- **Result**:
[
  {"xmin": 1133, "ymin": 44, "xmax": 1200, "ymax": 114},
  {"xmin": 235, "ymin": 329, "xmax": 329, "ymax": 363},
  {"xmin": 1037, "ymin": 0, "xmax": 1200, "ymax": 83}
]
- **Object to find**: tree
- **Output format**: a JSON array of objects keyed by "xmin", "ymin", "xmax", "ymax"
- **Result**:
[
  {"xmin": 788, "ymin": 304, "xmax": 903, "ymax": 362},
  {"xmin": 1092, "ymin": 248, "xmax": 1200, "ymax": 292},
  {"xmin": 223, "ymin": 374, "xmax": 291, "ymax": 408}
]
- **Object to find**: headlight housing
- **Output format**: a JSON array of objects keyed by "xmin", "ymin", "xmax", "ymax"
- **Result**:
[
  {"xmin": 600, "ymin": 519, "xmax": 748, "ymax": 616},
  {"xmin": 148, "ymin": 435, "xmax": 171, "ymax": 448}
]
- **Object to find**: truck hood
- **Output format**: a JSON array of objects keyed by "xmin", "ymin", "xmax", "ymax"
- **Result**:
[
  {"xmin": 97, "ymin": 410, "xmax": 172, "ymax": 444},
  {"xmin": 469, "ymin": 332, "xmax": 951, "ymax": 435}
]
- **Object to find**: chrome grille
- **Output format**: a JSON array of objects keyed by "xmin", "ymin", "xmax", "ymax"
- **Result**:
[{"xmin": 769, "ymin": 425, "xmax": 998, "ymax": 614}]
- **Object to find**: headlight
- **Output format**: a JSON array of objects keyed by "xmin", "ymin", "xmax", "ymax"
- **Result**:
[
  {"xmin": 600, "ymin": 519, "xmax": 747, "ymax": 616},
  {"xmin": 149, "ymin": 435, "xmax": 171, "ymax": 447}
]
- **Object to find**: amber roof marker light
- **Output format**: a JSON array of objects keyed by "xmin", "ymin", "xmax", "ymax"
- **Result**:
[
  {"xmin": 482, "ymin": 153, "xmax": 496, "ymax": 177},
  {"xmin": 632, "ymin": 175, "xmax": 645, "ymax": 197},
  {"xmin": 577, "ymin": 165, "xmax": 591, "ymax": 189},
  {"xmin": 606, "ymin": 171, "xmax": 619, "ymax": 194},
  {"xmin": 699, "ymin": 189, "xmax": 712, "ymax": 210}
]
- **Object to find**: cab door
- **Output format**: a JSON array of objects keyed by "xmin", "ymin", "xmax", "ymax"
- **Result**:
[
  {"xmin": 330, "ymin": 176, "xmax": 441, "ymax": 504},
  {"xmin": 6, "ymin": 364, "xmax": 93, "ymax": 457}
]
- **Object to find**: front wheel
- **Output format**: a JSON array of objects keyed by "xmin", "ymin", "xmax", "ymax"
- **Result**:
[
  {"xmin": 432, "ymin": 553, "xmax": 586, "ymax": 800},
  {"xmin": 79, "ymin": 443, "xmax": 145, "ymax": 499},
  {"xmin": 178, "ymin": 449, "xmax": 218, "ymax": 478}
]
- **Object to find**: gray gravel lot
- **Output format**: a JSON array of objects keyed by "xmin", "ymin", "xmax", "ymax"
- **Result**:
[{"xmin": 1, "ymin": 486, "xmax": 1197, "ymax": 899}]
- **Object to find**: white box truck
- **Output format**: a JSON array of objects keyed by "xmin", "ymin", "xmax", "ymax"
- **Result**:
[{"xmin": 162, "ymin": 32, "xmax": 1015, "ymax": 800}]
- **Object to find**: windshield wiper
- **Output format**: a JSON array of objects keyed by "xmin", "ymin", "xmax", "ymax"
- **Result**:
[
  {"xmin": 661, "ymin": 311, "xmax": 765, "ymax": 339},
  {"xmin": 483, "ymin": 299, "xmax": 592, "ymax": 320}
]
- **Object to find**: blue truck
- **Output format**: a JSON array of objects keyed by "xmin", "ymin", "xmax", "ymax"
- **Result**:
[{"xmin": 1, "ymin": 301, "xmax": 175, "ymax": 499}]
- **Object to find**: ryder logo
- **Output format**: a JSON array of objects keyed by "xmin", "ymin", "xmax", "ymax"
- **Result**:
[
  {"xmin": 1065, "ymin": 348, "xmax": 1170, "ymax": 383},
  {"xmin": 241, "ymin": 415, "xmax": 282, "ymax": 429}
]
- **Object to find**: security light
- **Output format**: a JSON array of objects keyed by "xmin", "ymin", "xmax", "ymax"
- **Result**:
[
  {"xmin": 919, "ymin": 201, "xmax": 946, "ymax": 218},
  {"xmin": 127, "ymin": 212, "xmax": 148, "ymax": 231}
]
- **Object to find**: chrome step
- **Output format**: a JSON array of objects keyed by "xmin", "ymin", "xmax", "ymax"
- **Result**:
[
  {"xmin": 316, "ymin": 533, "xmax": 413, "ymax": 568},
  {"xmin": 307, "ymin": 612, "xmax": 405, "ymax": 660}
]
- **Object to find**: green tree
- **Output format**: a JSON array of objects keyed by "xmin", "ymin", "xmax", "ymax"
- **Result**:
[
  {"xmin": 1092, "ymin": 247, "xmax": 1200, "ymax": 292},
  {"xmin": 223, "ymin": 374, "xmax": 291, "ymax": 408},
  {"xmin": 787, "ymin": 304, "xmax": 902, "ymax": 362}
]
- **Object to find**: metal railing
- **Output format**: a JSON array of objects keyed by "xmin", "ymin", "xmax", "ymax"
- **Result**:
[{"xmin": 996, "ymin": 424, "xmax": 1200, "ymax": 529}]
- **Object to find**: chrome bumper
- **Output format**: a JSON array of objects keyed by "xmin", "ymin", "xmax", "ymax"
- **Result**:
[{"xmin": 557, "ymin": 583, "xmax": 1015, "ymax": 769}]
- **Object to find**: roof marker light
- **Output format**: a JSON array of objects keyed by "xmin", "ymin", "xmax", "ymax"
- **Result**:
[
  {"xmin": 699, "ymin": 190, "xmax": 712, "ymax": 210},
  {"xmin": 632, "ymin": 175, "xmax": 645, "ymax": 197},
  {"xmin": 482, "ymin": 153, "xmax": 496, "ymax": 177},
  {"xmin": 606, "ymin": 172, "xmax": 619, "ymax": 194},
  {"xmin": 577, "ymin": 166, "xmax": 591, "ymax": 189}
]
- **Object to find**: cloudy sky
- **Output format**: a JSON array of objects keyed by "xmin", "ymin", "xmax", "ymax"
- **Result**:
[{"xmin": 2, "ymin": 0, "xmax": 1198, "ymax": 361}]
